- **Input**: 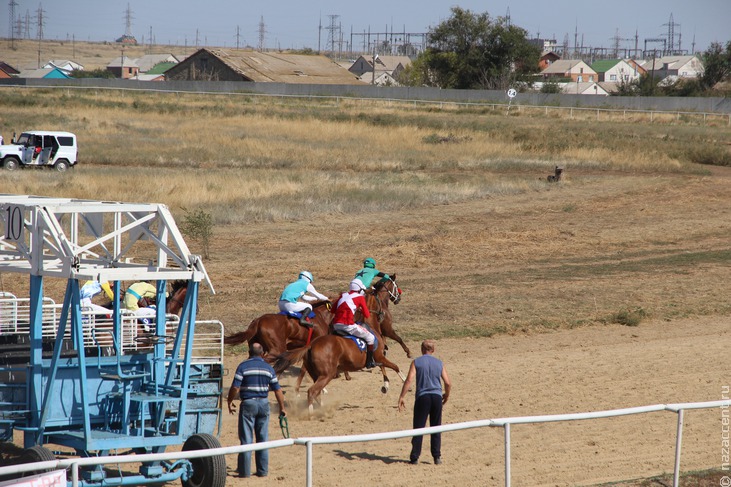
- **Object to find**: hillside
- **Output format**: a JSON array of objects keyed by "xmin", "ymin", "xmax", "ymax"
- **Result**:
[{"xmin": 1, "ymin": 38, "xmax": 193, "ymax": 72}]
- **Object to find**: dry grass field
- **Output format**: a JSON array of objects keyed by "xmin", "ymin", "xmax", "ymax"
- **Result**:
[
  {"xmin": 1, "ymin": 79, "xmax": 731, "ymax": 485},
  {"xmin": 1, "ymin": 38, "xmax": 191, "ymax": 72}
]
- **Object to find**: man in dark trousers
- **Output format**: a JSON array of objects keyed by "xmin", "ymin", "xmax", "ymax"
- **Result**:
[
  {"xmin": 227, "ymin": 342, "xmax": 286, "ymax": 478},
  {"xmin": 397, "ymin": 339, "xmax": 452, "ymax": 465}
]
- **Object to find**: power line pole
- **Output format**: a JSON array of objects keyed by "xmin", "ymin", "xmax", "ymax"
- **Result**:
[
  {"xmin": 8, "ymin": 0, "xmax": 18, "ymax": 47},
  {"xmin": 35, "ymin": 3, "xmax": 46, "ymax": 68},
  {"xmin": 123, "ymin": 3, "xmax": 133, "ymax": 37},
  {"xmin": 662, "ymin": 13, "xmax": 680, "ymax": 54},
  {"xmin": 258, "ymin": 16, "xmax": 265, "ymax": 51},
  {"xmin": 235, "ymin": 25, "xmax": 241, "ymax": 49},
  {"xmin": 326, "ymin": 14, "xmax": 339, "ymax": 55},
  {"xmin": 24, "ymin": 9, "xmax": 30, "ymax": 39}
]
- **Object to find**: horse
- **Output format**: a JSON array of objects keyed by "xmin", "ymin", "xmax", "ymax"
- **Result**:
[
  {"xmin": 166, "ymin": 280, "xmax": 189, "ymax": 315},
  {"xmin": 286, "ymin": 275, "xmax": 408, "ymax": 394},
  {"xmin": 365, "ymin": 275, "xmax": 411, "ymax": 358},
  {"xmin": 273, "ymin": 325, "xmax": 406, "ymax": 414},
  {"xmin": 223, "ymin": 300, "xmax": 333, "ymax": 360}
]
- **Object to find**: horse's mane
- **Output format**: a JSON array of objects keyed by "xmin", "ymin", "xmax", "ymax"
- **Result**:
[{"xmin": 169, "ymin": 280, "xmax": 187, "ymax": 294}]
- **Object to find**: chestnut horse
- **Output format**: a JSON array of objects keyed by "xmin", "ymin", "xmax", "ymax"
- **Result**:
[
  {"xmin": 223, "ymin": 301, "xmax": 333, "ymax": 359},
  {"xmin": 273, "ymin": 326, "xmax": 406, "ymax": 414},
  {"xmin": 365, "ymin": 275, "xmax": 410, "ymax": 358},
  {"xmin": 166, "ymin": 280, "xmax": 189, "ymax": 315},
  {"xmin": 286, "ymin": 275, "xmax": 408, "ymax": 394}
]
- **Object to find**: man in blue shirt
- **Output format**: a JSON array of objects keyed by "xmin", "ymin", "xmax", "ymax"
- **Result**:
[
  {"xmin": 227, "ymin": 342, "xmax": 287, "ymax": 478},
  {"xmin": 398, "ymin": 339, "xmax": 452, "ymax": 465}
]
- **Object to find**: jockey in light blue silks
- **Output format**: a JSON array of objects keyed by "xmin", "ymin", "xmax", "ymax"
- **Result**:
[{"xmin": 278, "ymin": 271, "xmax": 329, "ymax": 328}]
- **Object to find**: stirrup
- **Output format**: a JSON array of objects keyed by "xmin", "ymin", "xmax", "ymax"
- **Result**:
[{"xmin": 365, "ymin": 360, "xmax": 380, "ymax": 369}]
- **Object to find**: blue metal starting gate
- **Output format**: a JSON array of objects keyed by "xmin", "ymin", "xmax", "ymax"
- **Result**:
[{"xmin": 0, "ymin": 195, "xmax": 225, "ymax": 487}]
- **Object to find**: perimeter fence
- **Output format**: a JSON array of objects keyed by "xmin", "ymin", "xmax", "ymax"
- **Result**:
[
  {"xmin": 1, "ymin": 81, "xmax": 730, "ymax": 127},
  {"xmin": 0, "ymin": 399, "xmax": 728, "ymax": 487}
]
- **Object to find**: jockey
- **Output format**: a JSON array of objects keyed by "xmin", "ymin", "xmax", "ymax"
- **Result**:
[
  {"xmin": 354, "ymin": 257, "xmax": 390, "ymax": 289},
  {"xmin": 79, "ymin": 280, "xmax": 114, "ymax": 315},
  {"xmin": 278, "ymin": 271, "xmax": 329, "ymax": 328},
  {"xmin": 123, "ymin": 281, "xmax": 163, "ymax": 311},
  {"xmin": 332, "ymin": 279, "xmax": 379, "ymax": 369}
]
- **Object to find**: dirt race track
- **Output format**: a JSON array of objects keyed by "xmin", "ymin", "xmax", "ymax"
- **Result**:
[
  {"xmin": 220, "ymin": 314, "xmax": 728, "ymax": 487},
  {"xmin": 4, "ymin": 164, "xmax": 731, "ymax": 485}
]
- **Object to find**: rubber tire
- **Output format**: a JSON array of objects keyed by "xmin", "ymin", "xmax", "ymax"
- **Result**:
[
  {"xmin": 54, "ymin": 160, "xmax": 69, "ymax": 172},
  {"xmin": 18, "ymin": 445, "xmax": 55, "ymax": 477},
  {"xmin": 4, "ymin": 157, "xmax": 19, "ymax": 170},
  {"xmin": 181, "ymin": 434, "xmax": 226, "ymax": 487}
]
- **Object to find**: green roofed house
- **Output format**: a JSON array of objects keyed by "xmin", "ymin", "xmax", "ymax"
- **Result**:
[
  {"xmin": 590, "ymin": 59, "xmax": 641, "ymax": 83},
  {"xmin": 146, "ymin": 62, "xmax": 176, "ymax": 75}
]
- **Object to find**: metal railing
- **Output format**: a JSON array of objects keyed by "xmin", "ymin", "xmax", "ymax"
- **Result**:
[
  {"xmin": 0, "ymin": 295, "xmax": 224, "ymax": 362},
  {"xmin": 0, "ymin": 399, "xmax": 726, "ymax": 487}
]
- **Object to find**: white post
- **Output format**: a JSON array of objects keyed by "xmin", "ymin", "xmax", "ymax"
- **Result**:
[
  {"xmin": 306, "ymin": 440, "xmax": 313, "ymax": 487},
  {"xmin": 72, "ymin": 462, "xmax": 79, "ymax": 487},
  {"xmin": 672, "ymin": 409, "xmax": 684, "ymax": 487},
  {"xmin": 505, "ymin": 423, "xmax": 511, "ymax": 487}
]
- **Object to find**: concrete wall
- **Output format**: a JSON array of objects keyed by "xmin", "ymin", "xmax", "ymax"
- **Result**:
[{"xmin": 1, "ymin": 77, "xmax": 729, "ymax": 114}]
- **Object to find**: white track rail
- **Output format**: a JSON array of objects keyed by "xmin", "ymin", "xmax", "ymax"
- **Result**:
[{"xmin": 0, "ymin": 400, "xmax": 727, "ymax": 487}]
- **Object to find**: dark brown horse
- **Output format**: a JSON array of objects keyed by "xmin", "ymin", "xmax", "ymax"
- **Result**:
[
  {"xmin": 273, "ymin": 326, "xmax": 405, "ymax": 414},
  {"xmin": 365, "ymin": 275, "xmax": 411, "ymax": 358},
  {"xmin": 223, "ymin": 301, "xmax": 333, "ymax": 359}
]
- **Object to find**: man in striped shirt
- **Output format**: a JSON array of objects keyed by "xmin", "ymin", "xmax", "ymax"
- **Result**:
[{"xmin": 227, "ymin": 343, "xmax": 287, "ymax": 478}]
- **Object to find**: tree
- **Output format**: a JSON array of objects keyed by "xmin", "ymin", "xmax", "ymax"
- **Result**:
[
  {"xmin": 700, "ymin": 41, "xmax": 731, "ymax": 90},
  {"xmin": 403, "ymin": 7, "xmax": 539, "ymax": 90}
]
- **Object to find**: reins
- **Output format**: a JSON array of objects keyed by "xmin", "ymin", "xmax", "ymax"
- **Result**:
[{"xmin": 366, "ymin": 277, "xmax": 399, "ymax": 323}]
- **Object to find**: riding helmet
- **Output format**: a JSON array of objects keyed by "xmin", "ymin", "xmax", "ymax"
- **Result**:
[
  {"xmin": 349, "ymin": 278, "xmax": 366, "ymax": 294},
  {"xmin": 299, "ymin": 270, "xmax": 313, "ymax": 283},
  {"xmin": 363, "ymin": 257, "xmax": 376, "ymax": 269}
]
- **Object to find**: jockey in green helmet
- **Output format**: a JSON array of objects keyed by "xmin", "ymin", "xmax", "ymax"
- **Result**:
[{"xmin": 354, "ymin": 257, "xmax": 390, "ymax": 289}]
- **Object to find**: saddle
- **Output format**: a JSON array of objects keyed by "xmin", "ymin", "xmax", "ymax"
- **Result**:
[
  {"xmin": 332, "ymin": 325, "xmax": 377, "ymax": 352},
  {"xmin": 279, "ymin": 310, "xmax": 316, "ymax": 325}
]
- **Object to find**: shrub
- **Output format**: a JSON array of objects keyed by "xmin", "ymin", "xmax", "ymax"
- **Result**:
[
  {"xmin": 606, "ymin": 307, "xmax": 648, "ymax": 327},
  {"xmin": 180, "ymin": 207, "xmax": 214, "ymax": 259},
  {"xmin": 683, "ymin": 146, "xmax": 731, "ymax": 167}
]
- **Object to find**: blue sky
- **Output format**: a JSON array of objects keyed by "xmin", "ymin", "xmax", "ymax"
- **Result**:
[{"xmin": 2, "ymin": 0, "xmax": 728, "ymax": 54}]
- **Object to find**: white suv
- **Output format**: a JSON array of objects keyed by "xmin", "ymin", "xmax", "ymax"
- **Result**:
[{"xmin": 1, "ymin": 131, "xmax": 78, "ymax": 172}]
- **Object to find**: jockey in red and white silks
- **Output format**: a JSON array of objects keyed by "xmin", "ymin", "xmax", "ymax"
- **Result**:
[{"xmin": 332, "ymin": 279, "xmax": 379, "ymax": 368}]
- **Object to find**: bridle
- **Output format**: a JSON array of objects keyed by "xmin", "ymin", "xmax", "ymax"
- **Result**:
[{"xmin": 367, "ymin": 277, "xmax": 401, "ymax": 323}]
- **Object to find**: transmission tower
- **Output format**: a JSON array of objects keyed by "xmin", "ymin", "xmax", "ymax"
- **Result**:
[
  {"xmin": 325, "ymin": 14, "xmax": 340, "ymax": 54},
  {"xmin": 123, "ymin": 3, "xmax": 134, "ymax": 37},
  {"xmin": 662, "ymin": 13, "xmax": 681, "ymax": 54},
  {"xmin": 8, "ymin": 0, "xmax": 18, "ymax": 47},
  {"xmin": 14, "ymin": 16, "xmax": 22, "ymax": 40},
  {"xmin": 34, "ymin": 3, "xmax": 46, "ymax": 68},
  {"xmin": 258, "ymin": 16, "xmax": 266, "ymax": 51},
  {"xmin": 24, "ymin": 9, "xmax": 31, "ymax": 39}
]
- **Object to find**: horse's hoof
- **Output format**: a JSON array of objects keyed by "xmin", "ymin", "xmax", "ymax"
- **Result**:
[{"xmin": 381, "ymin": 384, "xmax": 389, "ymax": 394}]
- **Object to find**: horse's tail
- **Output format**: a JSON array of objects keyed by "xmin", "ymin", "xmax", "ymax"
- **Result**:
[
  {"xmin": 223, "ymin": 317, "xmax": 259, "ymax": 345},
  {"xmin": 273, "ymin": 346, "xmax": 309, "ymax": 375}
]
